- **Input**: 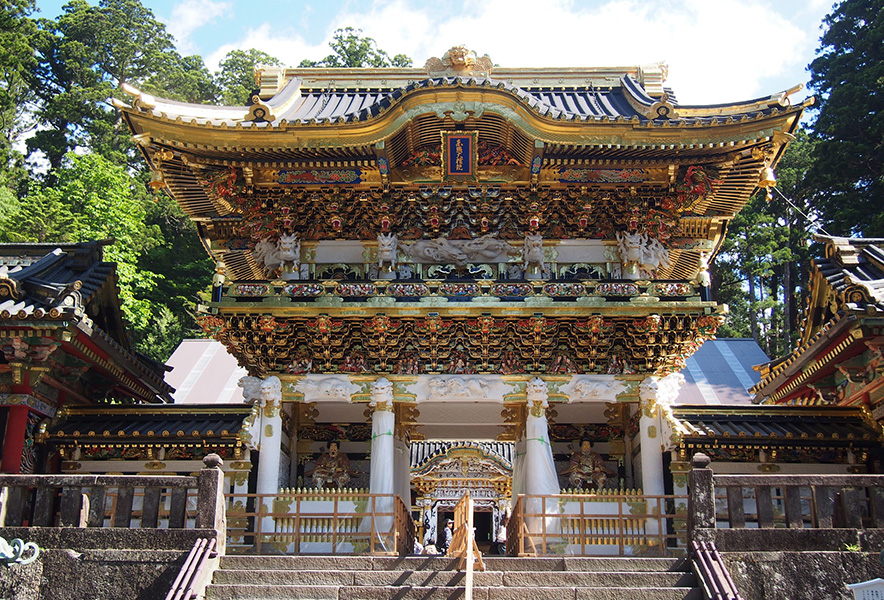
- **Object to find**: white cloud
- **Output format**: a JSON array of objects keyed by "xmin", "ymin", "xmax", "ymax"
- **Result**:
[
  {"xmin": 208, "ymin": 0, "xmax": 829, "ymax": 104},
  {"xmin": 204, "ymin": 23, "xmax": 328, "ymax": 72},
  {"xmin": 165, "ymin": 0, "xmax": 233, "ymax": 55}
]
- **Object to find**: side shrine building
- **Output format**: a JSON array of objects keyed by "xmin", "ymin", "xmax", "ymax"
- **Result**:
[{"xmin": 99, "ymin": 46, "xmax": 843, "ymax": 552}]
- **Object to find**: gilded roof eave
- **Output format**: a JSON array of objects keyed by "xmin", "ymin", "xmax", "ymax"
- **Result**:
[{"xmin": 118, "ymin": 84, "xmax": 806, "ymax": 154}]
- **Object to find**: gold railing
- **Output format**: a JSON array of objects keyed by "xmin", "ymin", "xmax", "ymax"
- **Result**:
[
  {"xmin": 507, "ymin": 492, "xmax": 687, "ymax": 557},
  {"xmin": 223, "ymin": 490, "xmax": 415, "ymax": 556}
]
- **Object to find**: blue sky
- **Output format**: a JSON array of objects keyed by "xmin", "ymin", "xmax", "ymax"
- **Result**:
[{"xmin": 34, "ymin": 0, "xmax": 834, "ymax": 105}]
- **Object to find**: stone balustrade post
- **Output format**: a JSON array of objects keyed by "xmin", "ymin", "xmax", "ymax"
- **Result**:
[
  {"xmin": 197, "ymin": 453, "xmax": 227, "ymax": 554},
  {"xmin": 688, "ymin": 452, "xmax": 715, "ymax": 542}
]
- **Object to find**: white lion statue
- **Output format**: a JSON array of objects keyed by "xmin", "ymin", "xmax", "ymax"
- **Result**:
[{"xmin": 615, "ymin": 231, "xmax": 670, "ymax": 279}]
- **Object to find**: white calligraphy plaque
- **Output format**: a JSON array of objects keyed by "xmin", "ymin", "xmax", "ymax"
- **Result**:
[{"xmin": 848, "ymin": 578, "xmax": 884, "ymax": 600}]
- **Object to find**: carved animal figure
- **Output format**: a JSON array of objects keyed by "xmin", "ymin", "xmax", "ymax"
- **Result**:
[
  {"xmin": 238, "ymin": 376, "xmax": 263, "ymax": 404},
  {"xmin": 295, "ymin": 377, "xmax": 360, "ymax": 400},
  {"xmin": 377, "ymin": 233, "xmax": 398, "ymax": 269},
  {"xmin": 460, "ymin": 234, "xmax": 516, "ymax": 262},
  {"xmin": 252, "ymin": 234, "xmax": 300, "ymax": 275},
  {"xmin": 522, "ymin": 234, "xmax": 544, "ymax": 270},
  {"xmin": 615, "ymin": 231, "xmax": 670, "ymax": 278}
]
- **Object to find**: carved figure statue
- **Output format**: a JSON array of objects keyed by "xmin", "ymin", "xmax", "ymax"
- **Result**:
[
  {"xmin": 306, "ymin": 440, "xmax": 358, "ymax": 489},
  {"xmin": 370, "ymin": 377, "xmax": 394, "ymax": 408},
  {"xmin": 295, "ymin": 377, "xmax": 360, "ymax": 401},
  {"xmin": 259, "ymin": 376, "xmax": 282, "ymax": 407},
  {"xmin": 615, "ymin": 231, "xmax": 670, "ymax": 279},
  {"xmin": 238, "ymin": 376, "xmax": 263, "ymax": 404},
  {"xmin": 564, "ymin": 438, "xmax": 616, "ymax": 491},
  {"xmin": 522, "ymin": 234, "xmax": 544, "ymax": 271},
  {"xmin": 377, "ymin": 233, "xmax": 398, "ymax": 270},
  {"xmin": 253, "ymin": 234, "xmax": 301, "ymax": 278},
  {"xmin": 526, "ymin": 376, "xmax": 549, "ymax": 408}
]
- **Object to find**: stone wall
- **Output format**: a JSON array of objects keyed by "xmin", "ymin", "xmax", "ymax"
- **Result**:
[
  {"xmin": 723, "ymin": 551, "xmax": 884, "ymax": 600},
  {"xmin": 0, "ymin": 528, "xmax": 218, "ymax": 600}
]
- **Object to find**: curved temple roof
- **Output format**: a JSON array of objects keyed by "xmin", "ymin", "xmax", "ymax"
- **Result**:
[{"xmin": 118, "ymin": 70, "xmax": 807, "ymax": 131}]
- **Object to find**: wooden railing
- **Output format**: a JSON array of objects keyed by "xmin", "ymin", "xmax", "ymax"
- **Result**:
[
  {"xmin": 0, "ymin": 455, "xmax": 225, "ymax": 538},
  {"xmin": 224, "ymin": 489, "xmax": 415, "ymax": 556},
  {"xmin": 688, "ymin": 454, "xmax": 884, "ymax": 534},
  {"xmin": 507, "ymin": 492, "xmax": 687, "ymax": 556},
  {"xmin": 713, "ymin": 474, "xmax": 884, "ymax": 530},
  {"xmin": 449, "ymin": 491, "xmax": 484, "ymax": 600}
]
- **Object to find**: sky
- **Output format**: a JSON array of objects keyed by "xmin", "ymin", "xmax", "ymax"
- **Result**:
[{"xmin": 33, "ymin": 0, "xmax": 835, "ymax": 105}]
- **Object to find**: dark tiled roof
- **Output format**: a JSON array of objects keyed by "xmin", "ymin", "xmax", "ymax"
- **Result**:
[
  {"xmin": 0, "ymin": 242, "xmax": 114, "ymax": 320},
  {"xmin": 131, "ymin": 74, "xmax": 793, "ymax": 128},
  {"xmin": 0, "ymin": 242, "xmax": 175, "ymax": 400},
  {"xmin": 410, "ymin": 440, "xmax": 514, "ymax": 470},
  {"xmin": 816, "ymin": 237, "xmax": 884, "ymax": 310},
  {"xmin": 672, "ymin": 405, "xmax": 883, "ymax": 446},
  {"xmin": 47, "ymin": 404, "xmax": 255, "ymax": 443}
]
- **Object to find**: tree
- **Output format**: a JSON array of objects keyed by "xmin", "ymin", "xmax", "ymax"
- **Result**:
[
  {"xmin": 28, "ymin": 0, "xmax": 213, "ymax": 171},
  {"xmin": 299, "ymin": 27, "xmax": 412, "ymax": 68},
  {"xmin": 215, "ymin": 48, "xmax": 281, "ymax": 105},
  {"xmin": 808, "ymin": 0, "xmax": 884, "ymax": 237},
  {"xmin": 5, "ymin": 152, "xmax": 164, "ymax": 340},
  {"xmin": 0, "ymin": 0, "xmax": 37, "ymax": 194},
  {"xmin": 712, "ymin": 131, "xmax": 818, "ymax": 356}
]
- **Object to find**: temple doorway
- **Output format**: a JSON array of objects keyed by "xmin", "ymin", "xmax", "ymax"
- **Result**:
[{"xmin": 410, "ymin": 441, "xmax": 513, "ymax": 547}]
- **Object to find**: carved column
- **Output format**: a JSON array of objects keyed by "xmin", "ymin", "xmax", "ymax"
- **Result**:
[
  {"xmin": 522, "ymin": 378, "xmax": 560, "ymax": 496},
  {"xmin": 638, "ymin": 373, "xmax": 684, "ymax": 497},
  {"xmin": 368, "ymin": 378, "xmax": 396, "ymax": 538},
  {"xmin": 255, "ymin": 376, "xmax": 283, "ymax": 537}
]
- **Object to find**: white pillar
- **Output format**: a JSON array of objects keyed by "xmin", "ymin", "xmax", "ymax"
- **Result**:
[
  {"xmin": 366, "ymin": 378, "xmax": 396, "ymax": 546},
  {"xmin": 255, "ymin": 376, "xmax": 283, "ymax": 538},
  {"xmin": 638, "ymin": 373, "xmax": 684, "ymax": 540},
  {"xmin": 523, "ymin": 379, "xmax": 560, "ymax": 497}
]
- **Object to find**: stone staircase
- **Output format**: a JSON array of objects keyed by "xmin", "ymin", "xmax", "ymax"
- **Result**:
[{"xmin": 204, "ymin": 555, "xmax": 702, "ymax": 599}]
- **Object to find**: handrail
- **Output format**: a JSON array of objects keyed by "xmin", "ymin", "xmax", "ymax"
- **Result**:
[
  {"xmin": 394, "ymin": 495, "xmax": 416, "ymax": 557},
  {"xmin": 691, "ymin": 540, "xmax": 744, "ymax": 600},
  {"xmin": 449, "ymin": 491, "xmax": 484, "ymax": 600},
  {"xmin": 0, "ymin": 456, "xmax": 225, "ymax": 532},
  {"xmin": 224, "ymin": 491, "xmax": 411, "ymax": 555},
  {"xmin": 508, "ymin": 492, "xmax": 686, "ymax": 556},
  {"xmin": 164, "ymin": 537, "xmax": 218, "ymax": 600}
]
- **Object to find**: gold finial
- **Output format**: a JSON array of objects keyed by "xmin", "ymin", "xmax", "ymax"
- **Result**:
[{"xmin": 424, "ymin": 46, "xmax": 493, "ymax": 77}]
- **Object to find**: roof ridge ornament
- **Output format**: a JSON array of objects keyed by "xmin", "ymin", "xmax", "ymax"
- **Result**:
[{"xmin": 424, "ymin": 46, "xmax": 493, "ymax": 78}]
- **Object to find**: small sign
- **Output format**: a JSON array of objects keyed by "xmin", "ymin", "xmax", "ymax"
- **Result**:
[
  {"xmin": 848, "ymin": 578, "xmax": 884, "ymax": 599},
  {"xmin": 441, "ymin": 131, "xmax": 478, "ymax": 182}
]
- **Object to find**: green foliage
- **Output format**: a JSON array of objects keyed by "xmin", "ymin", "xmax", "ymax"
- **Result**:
[
  {"xmin": 216, "ymin": 48, "xmax": 281, "ymax": 105},
  {"xmin": 299, "ymin": 27, "xmax": 413, "ymax": 68},
  {"xmin": 808, "ymin": 0, "xmax": 884, "ymax": 237},
  {"xmin": 713, "ymin": 131, "xmax": 818, "ymax": 357},
  {"xmin": 0, "ymin": 0, "xmax": 37, "ymax": 194}
]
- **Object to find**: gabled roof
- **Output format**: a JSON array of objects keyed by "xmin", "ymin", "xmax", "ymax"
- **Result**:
[
  {"xmin": 0, "ymin": 242, "xmax": 174, "ymax": 403},
  {"xmin": 119, "ymin": 73, "xmax": 804, "ymax": 129},
  {"xmin": 751, "ymin": 236, "xmax": 884, "ymax": 405},
  {"xmin": 46, "ymin": 404, "xmax": 254, "ymax": 445},
  {"xmin": 672, "ymin": 405, "xmax": 884, "ymax": 447}
]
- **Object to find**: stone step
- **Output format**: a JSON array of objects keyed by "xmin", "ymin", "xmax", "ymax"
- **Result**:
[
  {"xmin": 211, "ymin": 568, "xmax": 694, "ymax": 588},
  {"xmin": 218, "ymin": 555, "xmax": 459, "ymax": 572},
  {"xmin": 211, "ymin": 568, "xmax": 476, "ymax": 586},
  {"xmin": 205, "ymin": 584, "xmax": 703, "ymax": 600},
  {"xmin": 485, "ymin": 556, "xmax": 689, "ymax": 572},
  {"xmin": 218, "ymin": 554, "xmax": 687, "ymax": 573}
]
